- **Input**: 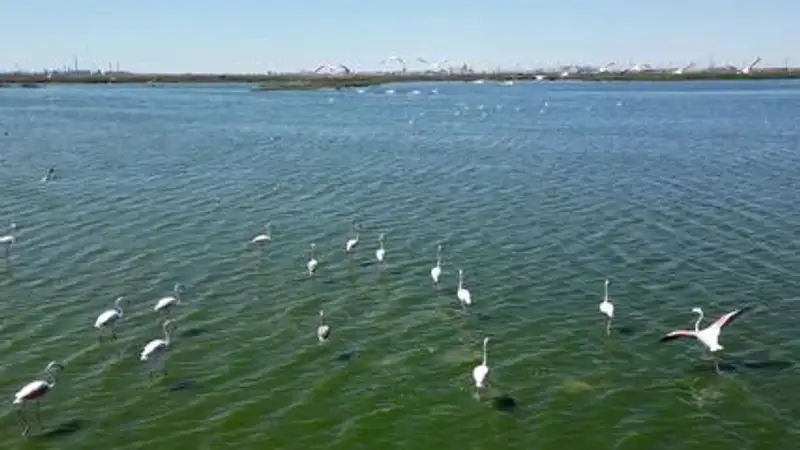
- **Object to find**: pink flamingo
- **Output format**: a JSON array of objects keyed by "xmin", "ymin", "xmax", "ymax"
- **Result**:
[{"xmin": 660, "ymin": 306, "xmax": 751, "ymax": 374}]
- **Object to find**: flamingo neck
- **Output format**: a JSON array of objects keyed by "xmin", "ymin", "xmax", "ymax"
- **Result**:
[
  {"xmin": 45, "ymin": 369, "xmax": 57, "ymax": 387},
  {"xmin": 482, "ymin": 342, "xmax": 488, "ymax": 366},
  {"xmin": 164, "ymin": 325, "xmax": 172, "ymax": 344},
  {"xmin": 604, "ymin": 284, "xmax": 608, "ymax": 302},
  {"xmin": 693, "ymin": 312, "xmax": 703, "ymax": 331},
  {"xmin": 458, "ymin": 274, "xmax": 463, "ymax": 289}
]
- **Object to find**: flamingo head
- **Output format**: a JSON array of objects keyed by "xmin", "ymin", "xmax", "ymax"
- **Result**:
[
  {"xmin": 46, "ymin": 361, "xmax": 65, "ymax": 372},
  {"xmin": 691, "ymin": 307, "xmax": 703, "ymax": 315},
  {"xmin": 604, "ymin": 279, "xmax": 609, "ymax": 286}
]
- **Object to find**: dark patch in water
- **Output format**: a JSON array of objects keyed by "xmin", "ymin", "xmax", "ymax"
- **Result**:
[
  {"xmin": 169, "ymin": 380, "xmax": 197, "ymax": 391},
  {"xmin": 616, "ymin": 326, "xmax": 636, "ymax": 336},
  {"xmin": 181, "ymin": 328, "xmax": 208, "ymax": 338},
  {"xmin": 37, "ymin": 419, "xmax": 88, "ymax": 439},
  {"xmin": 690, "ymin": 359, "xmax": 794, "ymax": 374},
  {"xmin": 492, "ymin": 394, "xmax": 518, "ymax": 413},
  {"xmin": 336, "ymin": 350, "xmax": 359, "ymax": 362}
]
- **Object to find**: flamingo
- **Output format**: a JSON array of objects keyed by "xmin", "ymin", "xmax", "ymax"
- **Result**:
[
  {"xmin": 94, "ymin": 296, "xmax": 126, "ymax": 341},
  {"xmin": 375, "ymin": 233, "xmax": 386, "ymax": 264},
  {"xmin": 317, "ymin": 310, "xmax": 331, "ymax": 342},
  {"xmin": 154, "ymin": 284, "xmax": 183, "ymax": 314},
  {"xmin": 660, "ymin": 306, "xmax": 751, "ymax": 374},
  {"xmin": 0, "ymin": 222, "xmax": 16, "ymax": 257},
  {"xmin": 251, "ymin": 222, "xmax": 272, "ymax": 244},
  {"xmin": 599, "ymin": 279, "xmax": 614, "ymax": 335},
  {"xmin": 140, "ymin": 320, "xmax": 175, "ymax": 378},
  {"xmin": 13, "ymin": 361, "xmax": 65, "ymax": 436},
  {"xmin": 457, "ymin": 269, "xmax": 472, "ymax": 308},
  {"xmin": 472, "ymin": 337, "xmax": 490, "ymax": 395},
  {"xmin": 307, "ymin": 243, "xmax": 318, "ymax": 275},
  {"xmin": 345, "ymin": 226, "xmax": 359, "ymax": 253},
  {"xmin": 430, "ymin": 243, "xmax": 442, "ymax": 286}
]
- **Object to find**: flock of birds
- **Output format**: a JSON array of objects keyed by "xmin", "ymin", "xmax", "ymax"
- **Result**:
[{"xmin": 0, "ymin": 219, "xmax": 751, "ymax": 437}]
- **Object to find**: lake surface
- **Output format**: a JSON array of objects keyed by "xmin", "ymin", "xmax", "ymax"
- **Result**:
[{"xmin": 1, "ymin": 80, "xmax": 799, "ymax": 449}]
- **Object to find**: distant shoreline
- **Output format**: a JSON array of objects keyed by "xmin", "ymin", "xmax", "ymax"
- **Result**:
[{"xmin": 2, "ymin": 70, "xmax": 800, "ymax": 92}]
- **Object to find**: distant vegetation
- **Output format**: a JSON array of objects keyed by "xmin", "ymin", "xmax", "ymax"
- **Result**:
[{"xmin": 1, "ymin": 70, "xmax": 799, "ymax": 92}]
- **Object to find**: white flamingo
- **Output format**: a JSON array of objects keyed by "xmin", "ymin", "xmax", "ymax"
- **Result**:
[
  {"xmin": 430, "ymin": 243, "xmax": 442, "ymax": 285},
  {"xmin": 307, "ymin": 243, "xmax": 319, "ymax": 275},
  {"xmin": 140, "ymin": 320, "xmax": 176, "ymax": 378},
  {"xmin": 251, "ymin": 222, "xmax": 272, "ymax": 244},
  {"xmin": 457, "ymin": 269, "xmax": 472, "ymax": 308},
  {"xmin": 660, "ymin": 306, "xmax": 751, "ymax": 374},
  {"xmin": 345, "ymin": 226, "xmax": 359, "ymax": 253},
  {"xmin": 599, "ymin": 279, "xmax": 614, "ymax": 335},
  {"xmin": 317, "ymin": 310, "xmax": 331, "ymax": 342},
  {"xmin": 0, "ymin": 223, "xmax": 16, "ymax": 257},
  {"xmin": 154, "ymin": 284, "xmax": 183, "ymax": 314},
  {"xmin": 375, "ymin": 233, "xmax": 386, "ymax": 264},
  {"xmin": 472, "ymin": 337, "xmax": 490, "ymax": 395},
  {"xmin": 94, "ymin": 296, "xmax": 126, "ymax": 340},
  {"xmin": 13, "ymin": 361, "xmax": 65, "ymax": 436}
]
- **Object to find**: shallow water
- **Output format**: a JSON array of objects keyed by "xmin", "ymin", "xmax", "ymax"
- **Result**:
[{"xmin": 1, "ymin": 80, "xmax": 799, "ymax": 449}]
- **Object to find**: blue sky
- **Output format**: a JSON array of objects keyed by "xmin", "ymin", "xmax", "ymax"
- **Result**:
[{"xmin": 1, "ymin": 0, "xmax": 797, "ymax": 73}]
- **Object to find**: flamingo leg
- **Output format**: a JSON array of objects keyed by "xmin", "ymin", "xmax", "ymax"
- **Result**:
[
  {"xmin": 605, "ymin": 318, "xmax": 612, "ymax": 336},
  {"xmin": 712, "ymin": 353, "xmax": 722, "ymax": 375},
  {"xmin": 34, "ymin": 401, "xmax": 42, "ymax": 429},
  {"xmin": 111, "ymin": 327, "xmax": 117, "ymax": 340},
  {"xmin": 17, "ymin": 408, "xmax": 30, "ymax": 436}
]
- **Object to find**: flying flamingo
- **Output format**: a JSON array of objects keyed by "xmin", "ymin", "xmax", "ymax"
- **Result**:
[{"xmin": 660, "ymin": 306, "xmax": 751, "ymax": 374}]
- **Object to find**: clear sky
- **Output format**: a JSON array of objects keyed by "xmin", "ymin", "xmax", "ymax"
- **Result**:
[{"xmin": 1, "ymin": 0, "xmax": 797, "ymax": 73}]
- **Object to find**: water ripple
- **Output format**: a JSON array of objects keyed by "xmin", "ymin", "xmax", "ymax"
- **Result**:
[{"xmin": 0, "ymin": 81, "xmax": 799, "ymax": 448}]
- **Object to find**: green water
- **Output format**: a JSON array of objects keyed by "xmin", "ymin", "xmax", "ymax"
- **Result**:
[{"xmin": 1, "ymin": 81, "xmax": 799, "ymax": 449}]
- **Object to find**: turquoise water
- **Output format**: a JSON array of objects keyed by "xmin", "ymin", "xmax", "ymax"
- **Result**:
[{"xmin": 1, "ymin": 80, "xmax": 799, "ymax": 449}]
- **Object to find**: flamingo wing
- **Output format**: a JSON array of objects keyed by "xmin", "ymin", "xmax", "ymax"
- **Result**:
[
  {"xmin": 95, "ymin": 309, "xmax": 119, "ymax": 327},
  {"xmin": 659, "ymin": 329, "xmax": 696, "ymax": 342},
  {"xmin": 711, "ymin": 306, "xmax": 752, "ymax": 329},
  {"xmin": 15, "ymin": 380, "xmax": 49, "ymax": 402}
]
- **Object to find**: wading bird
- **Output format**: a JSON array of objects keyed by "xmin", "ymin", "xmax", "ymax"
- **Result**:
[
  {"xmin": 141, "ymin": 320, "xmax": 175, "ymax": 379},
  {"xmin": 430, "ymin": 243, "xmax": 442, "ymax": 286},
  {"xmin": 457, "ymin": 269, "xmax": 472, "ymax": 308},
  {"xmin": 599, "ymin": 279, "xmax": 614, "ymax": 335},
  {"xmin": 472, "ymin": 337, "xmax": 490, "ymax": 395},
  {"xmin": 660, "ymin": 306, "xmax": 751, "ymax": 374},
  {"xmin": 94, "ymin": 296, "xmax": 126, "ymax": 340},
  {"xmin": 154, "ymin": 284, "xmax": 183, "ymax": 314},
  {"xmin": 307, "ymin": 243, "xmax": 319, "ymax": 275},
  {"xmin": 0, "ymin": 223, "xmax": 16, "ymax": 257},
  {"xmin": 346, "ymin": 229, "xmax": 359, "ymax": 253},
  {"xmin": 317, "ymin": 310, "xmax": 331, "ymax": 342},
  {"xmin": 251, "ymin": 222, "xmax": 272, "ymax": 244},
  {"xmin": 375, "ymin": 233, "xmax": 386, "ymax": 264},
  {"xmin": 13, "ymin": 361, "xmax": 65, "ymax": 436}
]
